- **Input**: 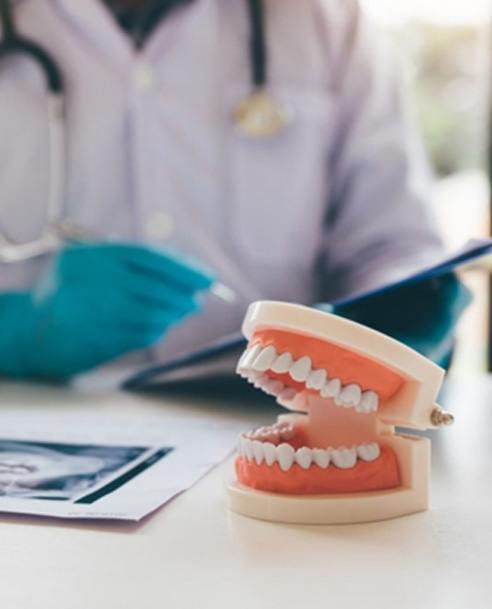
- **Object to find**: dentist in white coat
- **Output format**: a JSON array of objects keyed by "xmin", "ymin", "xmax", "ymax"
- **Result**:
[{"xmin": 0, "ymin": 0, "xmax": 465, "ymax": 380}]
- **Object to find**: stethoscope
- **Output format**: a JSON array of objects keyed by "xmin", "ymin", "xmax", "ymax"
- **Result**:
[{"xmin": 0, "ymin": 0, "xmax": 293, "ymax": 263}]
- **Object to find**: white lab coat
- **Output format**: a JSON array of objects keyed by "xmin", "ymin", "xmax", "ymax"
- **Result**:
[{"xmin": 0, "ymin": 0, "xmax": 443, "ymax": 362}]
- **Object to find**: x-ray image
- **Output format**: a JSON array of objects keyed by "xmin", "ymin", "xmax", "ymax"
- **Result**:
[
  {"xmin": 0, "ymin": 440, "xmax": 153, "ymax": 501},
  {"xmin": 0, "ymin": 413, "xmax": 242, "ymax": 520}
]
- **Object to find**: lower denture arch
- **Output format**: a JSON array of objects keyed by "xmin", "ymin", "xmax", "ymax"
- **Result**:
[{"xmin": 235, "ymin": 446, "xmax": 400, "ymax": 495}]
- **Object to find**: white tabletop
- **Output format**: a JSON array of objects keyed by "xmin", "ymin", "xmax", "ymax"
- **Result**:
[{"xmin": 0, "ymin": 374, "xmax": 490, "ymax": 609}]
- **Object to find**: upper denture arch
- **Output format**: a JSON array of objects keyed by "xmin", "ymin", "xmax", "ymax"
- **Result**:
[{"xmin": 250, "ymin": 329, "xmax": 403, "ymax": 401}]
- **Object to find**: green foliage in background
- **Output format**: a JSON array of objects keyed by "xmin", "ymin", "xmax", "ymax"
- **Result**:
[{"xmin": 395, "ymin": 23, "xmax": 487, "ymax": 176}]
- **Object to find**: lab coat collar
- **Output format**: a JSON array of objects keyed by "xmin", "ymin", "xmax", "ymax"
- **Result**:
[
  {"xmin": 54, "ymin": 0, "xmax": 133, "ymax": 65},
  {"xmin": 144, "ymin": 0, "xmax": 218, "ymax": 66},
  {"xmin": 53, "ymin": 0, "xmax": 205, "ymax": 64}
]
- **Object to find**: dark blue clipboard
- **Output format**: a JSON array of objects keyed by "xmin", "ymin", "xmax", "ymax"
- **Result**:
[{"xmin": 123, "ymin": 238, "xmax": 492, "ymax": 391}]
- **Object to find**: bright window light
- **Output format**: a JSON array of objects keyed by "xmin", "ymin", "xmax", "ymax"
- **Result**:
[{"xmin": 361, "ymin": 0, "xmax": 490, "ymax": 26}]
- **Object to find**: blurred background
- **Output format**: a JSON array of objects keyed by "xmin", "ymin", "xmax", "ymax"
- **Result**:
[{"xmin": 362, "ymin": 0, "xmax": 490, "ymax": 372}]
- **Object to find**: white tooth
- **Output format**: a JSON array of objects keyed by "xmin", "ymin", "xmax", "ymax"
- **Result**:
[
  {"xmin": 321, "ymin": 378, "xmax": 341, "ymax": 398},
  {"xmin": 252, "ymin": 440, "xmax": 264, "ymax": 465},
  {"xmin": 278, "ymin": 387, "xmax": 296, "ymax": 401},
  {"xmin": 239, "ymin": 436, "xmax": 247, "ymax": 456},
  {"xmin": 357, "ymin": 391, "xmax": 379, "ymax": 413},
  {"xmin": 271, "ymin": 352, "xmax": 294, "ymax": 374},
  {"xmin": 312, "ymin": 448, "xmax": 330, "ymax": 469},
  {"xmin": 280, "ymin": 425, "xmax": 295, "ymax": 441},
  {"xmin": 289, "ymin": 356, "xmax": 312, "ymax": 382},
  {"xmin": 337, "ymin": 384, "xmax": 362, "ymax": 409},
  {"xmin": 236, "ymin": 348, "xmax": 252, "ymax": 372},
  {"xmin": 240, "ymin": 344, "xmax": 262, "ymax": 369},
  {"xmin": 243, "ymin": 438, "xmax": 254, "ymax": 461},
  {"xmin": 331, "ymin": 447, "xmax": 357, "ymax": 469},
  {"xmin": 357, "ymin": 442, "xmax": 380, "ymax": 462},
  {"xmin": 276, "ymin": 443, "xmax": 295, "ymax": 471},
  {"xmin": 248, "ymin": 370, "xmax": 262, "ymax": 381},
  {"xmin": 295, "ymin": 447, "xmax": 313, "ymax": 470},
  {"xmin": 276, "ymin": 420, "xmax": 292, "ymax": 429},
  {"xmin": 253, "ymin": 373, "xmax": 268, "ymax": 389},
  {"xmin": 263, "ymin": 442, "xmax": 277, "ymax": 466},
  {"xmin": 264, "ymin": 379, "xmax": 284, "ymax": 396},
  {"xmin": 335, "ymin": 396, "xmax": 351, "ymax": 408},
  {"xmin": 255, "ymin": 380, "xmax": 273, "ymax": 394},
  {"xmin": 306, "ymin": 368, "xmax": 327, "ymax": 390},
  {"xmin": 252, "ymin": 345, "xmax": 277, "ymax": 372}
]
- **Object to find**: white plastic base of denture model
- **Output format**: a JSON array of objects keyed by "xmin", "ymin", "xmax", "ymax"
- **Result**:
[{"xmin": 227, "ymin": 434, "xmax": 430, "ymax": 525}]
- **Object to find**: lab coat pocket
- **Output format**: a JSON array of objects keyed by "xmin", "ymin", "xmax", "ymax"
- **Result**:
[{"xmin": 228, "ymin": 88, "xmax": 335, "ymax": 268}]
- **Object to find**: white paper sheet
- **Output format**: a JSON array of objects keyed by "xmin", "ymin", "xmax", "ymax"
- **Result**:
[{"xmin": 0, "ymin": 411, "xmax": 244, "ymax": 521}]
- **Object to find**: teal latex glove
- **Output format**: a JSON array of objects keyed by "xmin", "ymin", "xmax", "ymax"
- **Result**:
[
  {"xmin": 317, "ymin": 273, "xmax": 472, "ymax": 368},
  {"xmin": 0, "ymin": 243, "xmax": 214, "ymax": 380}
]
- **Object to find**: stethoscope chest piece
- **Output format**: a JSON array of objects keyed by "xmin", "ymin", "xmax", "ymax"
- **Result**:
[{"xmin": 232, "ymin": 90, "xmax": 293, "ymax": 139}]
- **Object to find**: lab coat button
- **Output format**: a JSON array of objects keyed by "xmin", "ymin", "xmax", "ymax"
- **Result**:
[
  {"xmin": 133, "ymin": 63, "xmax": 156, "ymax": 92},
  {"xmin": 144, "ymin": 211, "xmax": 175, "ymax": 240}
]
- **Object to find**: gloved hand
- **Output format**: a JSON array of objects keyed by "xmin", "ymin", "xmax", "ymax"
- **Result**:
[
  {"xmin": 317, "ymin": 273, "xmax": 472, "ymax": 368},
  {"xmin": 0, "ymin": 242, "xmax": 215, "ymax": 380}
]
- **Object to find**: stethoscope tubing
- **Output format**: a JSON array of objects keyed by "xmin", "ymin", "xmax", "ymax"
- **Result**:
[
  {"xmin": 0, "ymin": 0, "xmax": 66, "ymax": 260},
  {"xmin": 0, "ymin": 0, "xmax": 64, "ymax": 93},
  {"xmin": 247, "ymin": 0, "xmax": 267, "ymax": 88},
  {"xmin": 0, "ymin": 0, "xmax": 264, "ymax": 95},
  {"xmin": 0, "ymin": 0, "xmax": 273, "ymax": 269}
]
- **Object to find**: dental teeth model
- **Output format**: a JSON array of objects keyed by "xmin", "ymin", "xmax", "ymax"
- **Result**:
[{"xmin": 227, "ymin": 301, "xmax": 454, "ymax": 524}]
